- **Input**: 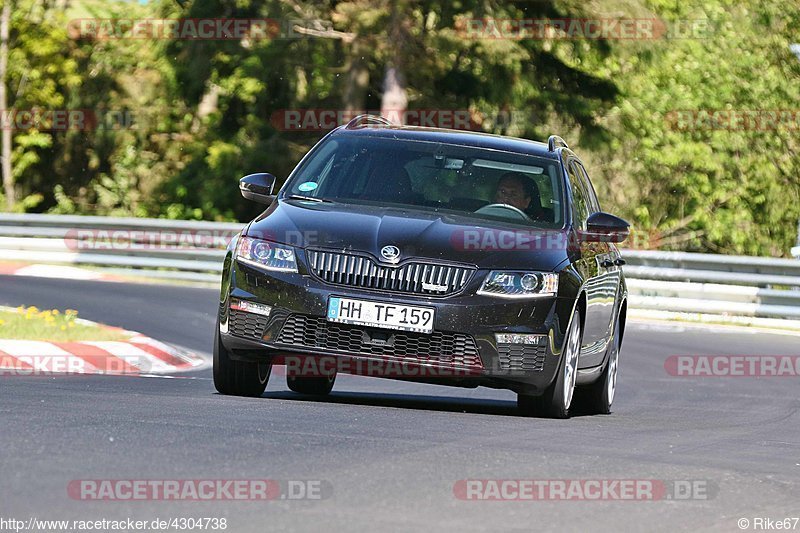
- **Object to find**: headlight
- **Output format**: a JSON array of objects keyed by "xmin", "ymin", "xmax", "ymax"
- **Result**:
[
  {"xmin": 477, "ymin": 271, "xmax": 558, "ymax": 298},
  {"xmin": 236, "ymin": 237, "xmax": 298, "ymax": 272}
]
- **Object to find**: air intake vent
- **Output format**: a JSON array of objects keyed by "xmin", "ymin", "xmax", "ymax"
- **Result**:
[
  {"xmin": 497, "ymin": 344, "xmax": 546, "ymax": 372},
  {"xmin": 277, "ymin": 314, "xmax": 483, "ymax": 369},
  {"xmin": 228, "ymin": 310, "xmax": 268, "ymax": 340}
]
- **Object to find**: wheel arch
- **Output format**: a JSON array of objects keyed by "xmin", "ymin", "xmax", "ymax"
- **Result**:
[
  {"xmin": 576, "ymin": 290, "xmax": 587, "ymax": 332},
  {"xmin": 617, "ymin": 298, "xmax": 627, "ymax": 347}
]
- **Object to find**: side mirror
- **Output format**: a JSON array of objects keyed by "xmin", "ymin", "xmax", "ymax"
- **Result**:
[
  {"xmin": 583, "ymin": 212, "xmax": 630, "ymax": 243},
  {"xmin": 239, "ymin": 173, "xmax": 276, "ymax": 204}
]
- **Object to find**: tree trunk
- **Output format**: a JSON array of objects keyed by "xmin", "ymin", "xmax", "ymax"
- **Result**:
[
  {"xmin": 380, "ymin": 66, "xmax": 407, "ymax": 125},
  {"xmin": 380, "ymin": 1, "xmax": 407, "ymax": 124},
  {"xmin": 0, "ymin": 0, "xmax": 12, "ymax": 211},
  {"xmin": 343, "ymin": 39, "xmax": 369, "ymax": 116}
]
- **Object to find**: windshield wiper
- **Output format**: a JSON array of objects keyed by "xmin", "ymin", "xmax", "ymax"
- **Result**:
[{"xmin": 284, "ymin": 194, "xmax": 334, "ymax": 203}]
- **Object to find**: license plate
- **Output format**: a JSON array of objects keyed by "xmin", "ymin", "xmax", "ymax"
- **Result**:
[{"xmin": 327, "ymin": 297, "xmax": 435, "ymax": 334}]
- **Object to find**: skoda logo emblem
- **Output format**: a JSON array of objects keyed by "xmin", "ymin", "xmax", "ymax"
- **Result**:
[{"xmin": 380, "ymin": 245, "xmax": 401, "ymax": 263}]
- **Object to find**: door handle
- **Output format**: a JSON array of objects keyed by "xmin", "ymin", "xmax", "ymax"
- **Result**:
[
  {"xmin": 600, "ymin": 259, "xmax": 614, "ymax": 268},
  {"xmin": 614, "ymin": 258, "xmax": 626, "ymax": 266}
]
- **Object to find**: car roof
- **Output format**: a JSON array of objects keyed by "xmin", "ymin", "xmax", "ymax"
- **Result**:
[{"xmin": 330, "ymin": 124, "xmax": 561, "ymax": 160}]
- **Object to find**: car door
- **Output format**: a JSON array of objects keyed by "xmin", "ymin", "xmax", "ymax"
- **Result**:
[
  {"xmin": 566, "ymin": 160, "xmax": 607, "ymax": 363},
  {"xmin": 574, "ymin": 161, "xmax": 620, "ymax": 368}
]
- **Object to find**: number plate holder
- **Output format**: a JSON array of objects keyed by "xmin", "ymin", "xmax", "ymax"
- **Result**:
[{"xmin": 326, "ymin": 297, "xmax": 435, "ymax": 334}]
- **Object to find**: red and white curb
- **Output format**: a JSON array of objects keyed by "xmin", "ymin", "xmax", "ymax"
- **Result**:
[{"xmin": 0, "ymin": 332, "xmax": 208, "ymax": 377}]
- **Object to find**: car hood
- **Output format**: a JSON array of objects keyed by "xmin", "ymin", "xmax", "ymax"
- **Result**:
[{"xmin": 247, "ymin": 199, "xmax": 570, "ymax": 271}]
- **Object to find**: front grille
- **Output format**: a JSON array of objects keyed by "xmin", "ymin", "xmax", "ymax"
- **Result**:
[
  {"xmin": 306, "ymin": 249, "xmax": 474, "ymax": 296},
  {"xmin": 228, "ymin": 310, "xmax": 268, "ymax": 340},
  {"xmin": 277, "ymin": 314, "xmax": 483, "ymax": 368},
  {"xmin": 497, "ymin": 343, "xmax": 546, "ymax": 372}
]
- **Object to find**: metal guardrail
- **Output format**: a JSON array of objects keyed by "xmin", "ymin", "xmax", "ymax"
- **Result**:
[
  {"xmin": 0, "ymin": 214, "xmax": 241, "ymax": 284},
  {"xmin": 618, "ymin": 250, "xmax": 800, "ymax": 320},
  {"xmin": 0, "ymin": 214, "xmax": 798, "ymax": 320}
]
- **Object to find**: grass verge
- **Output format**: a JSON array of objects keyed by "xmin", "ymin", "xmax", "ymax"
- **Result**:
[{"xmin": 0, "ymin": 306, "xmax": 130, "ymax": 342}]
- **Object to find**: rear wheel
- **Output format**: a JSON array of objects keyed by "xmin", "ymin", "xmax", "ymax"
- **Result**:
[
  {"xmin": 580, "ymin": 313, "xmax": 621, "ymax": 415},
  {"xmin": 286, "ymin": 372, "xmax": 336, "ymax": 396},
  {"xmin": 518, "ymin": 309, "xmax": 582, "ymax": 419},
  {"xmin": 213, "ymin": 324, "xmax": 270, "ymax": 397}
]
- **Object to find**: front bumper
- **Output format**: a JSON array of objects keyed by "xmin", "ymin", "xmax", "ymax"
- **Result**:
[{"xmin": 219, "ymin": 257, "xmax": 575, "ymax": 394}]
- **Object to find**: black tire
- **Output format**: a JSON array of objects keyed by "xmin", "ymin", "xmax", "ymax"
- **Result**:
[
  {"xmin": 213, "ymin": 325, "xmax": 270, "ymax": 397},
  {"xmin": 580, "ymin": 312, "xmax": 621, "ymax": 415},
  {"xmin": 517, "ymin": 393, "xmax": 540, "ymax": 416},
  {"xmin": 518, "ymin": 309, "xmax": 583, "ymax": 419},
  {"xmin": 286, "ymin": 373, "xmax": 336, "ymax": 396}
]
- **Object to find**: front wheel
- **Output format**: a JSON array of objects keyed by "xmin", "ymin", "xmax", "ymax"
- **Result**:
[
  {"xmin": 213, "ymin": 324, "xmax": 270, "ymax": 397},
  {"xmin": 518, "ymin": 309, "xmax": 582, "ymax": 419}
]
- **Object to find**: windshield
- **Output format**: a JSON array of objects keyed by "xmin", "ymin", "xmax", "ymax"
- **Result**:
[{"xmin": 284, "ymin": 135, "xmax": 564, "ymax": 228}]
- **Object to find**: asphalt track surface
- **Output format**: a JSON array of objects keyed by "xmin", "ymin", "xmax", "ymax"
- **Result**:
[{"xmin": 1, "ymin": 275, "xmax": 799, "ymax": 532}]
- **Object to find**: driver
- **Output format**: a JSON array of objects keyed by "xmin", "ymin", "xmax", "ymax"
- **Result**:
[{"xmin": 493, "ymin": 172, "xmax": 547, "ymax": 221}]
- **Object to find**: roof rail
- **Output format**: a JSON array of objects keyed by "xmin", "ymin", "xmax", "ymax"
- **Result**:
[
  {"xmin": 547, "ymin": 135, "xmax": 569, "ymax": 152},
  {"xmin": 345, "ymin": 114, "xmax": 393, "ymax": 129}
]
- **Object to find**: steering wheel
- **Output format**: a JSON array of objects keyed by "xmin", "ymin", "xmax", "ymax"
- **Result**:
[{"xmin": 474, "ymin": 203, "xmax": 531, "ymax": 221}]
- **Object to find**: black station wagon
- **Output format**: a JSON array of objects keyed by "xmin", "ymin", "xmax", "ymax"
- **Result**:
[{"xmin": 214, "ymin": 115, "xmax": 630, "ymax": 418}]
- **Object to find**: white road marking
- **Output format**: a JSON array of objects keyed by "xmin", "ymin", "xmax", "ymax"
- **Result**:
[{"xmin": 13, "ymin": 264, "xmax": 105, "ymax": 280}]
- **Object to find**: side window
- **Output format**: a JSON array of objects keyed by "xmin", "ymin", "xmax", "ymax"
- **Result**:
[
  {"xmin": 575, "ymin": 162, "xmax": 601, "ymax": 213},
  {"xmin": 567, "ymin": 161, "xmax": 590, "ymax": 229},
  {"xmin": 292, "ymin": 140, "xmax": 339, "ymax": 195}
]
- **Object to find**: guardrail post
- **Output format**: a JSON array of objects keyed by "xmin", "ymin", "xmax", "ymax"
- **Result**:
[
  {"xmin": 796, "ymin": 218, "xmax": 800, "ymax": 246},
  {"xmin": 793, "ymin": 219, "xmax": 800, "ymax": 259}
]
